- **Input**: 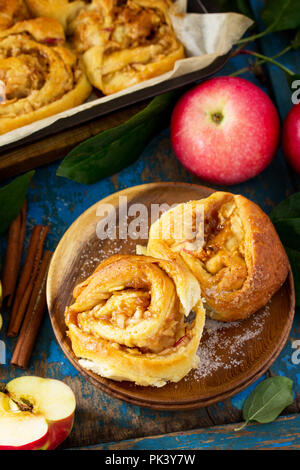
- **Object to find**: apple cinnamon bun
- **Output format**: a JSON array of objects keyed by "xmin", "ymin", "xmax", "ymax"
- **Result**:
[
  {"xmin": 65, "ymin": 254, "xmax": 205, "ymax": 387},
  {"xmin": 146, "ymin": 192, "xmax": 289, "ymax": 322},
  {"xmin": 25, "ymin": 0, "xmax": 86, "ymax": 30},
  {"xmin": 69, "ymin": 0, "xmax": 185, "ymax": 94},
  {"xmin": 0, "ymin": 0, "xmax": 29, "ymax": 31},
  {"xmin": 0, "ymin": 17, "xmax": 92, "ymax": 135}
]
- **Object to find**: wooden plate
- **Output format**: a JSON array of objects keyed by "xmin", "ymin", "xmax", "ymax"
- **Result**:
[{"xmin": 46, "ymin": 183, "xmax": 295, "ymax": 410}]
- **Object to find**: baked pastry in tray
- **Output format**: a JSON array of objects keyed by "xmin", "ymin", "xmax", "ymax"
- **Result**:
[
  {"xmin": 65, "ymin": 254, "xmax": 205, "ymax": 387},
  {"xmin": 69, "ymin": 0, "xmax": 185, "ymax": 94},
  {"xmin": 145, "ymin": 192, "xmax": 289, "ymax": 322},
  {"xmin": 25, "ymin": 0, "xmax": 86, "ymax": 30},
  {"xmin": 0, "ymin": 17, "xmax": 92, "ymax": 135},
  {"xmin": 0, "ymin": 0, "xmax": 30, "ymax": 31}
]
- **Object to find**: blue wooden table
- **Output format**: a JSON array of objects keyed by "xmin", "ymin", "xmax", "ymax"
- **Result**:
[{"xmin": 0, "ymin": 0, "xmax": 299, "ymax": 449}]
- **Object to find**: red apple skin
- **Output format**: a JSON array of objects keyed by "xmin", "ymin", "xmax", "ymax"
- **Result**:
[
  {"xmin": 171, "ymin": 76, "xmax": 280, "ymax": 185},
  {"xmin": 0, "ymin": 415, "xmax": 74, "ymax": 451},
  {"xmin": 0, "ymin": 432, "xmax": 49, "ymax": 451},
  {"xmin": 47, "ymin": 413, "xmax": 74, "ymax": 450},
  {"xmin": 282, "ymin": 104, "xmax": 300, "ymax": 174}
]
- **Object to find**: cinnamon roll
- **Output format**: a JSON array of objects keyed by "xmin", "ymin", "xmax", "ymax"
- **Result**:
[
  {"xmin": 65, "ymin": 254, "xmax": 205, "ymax": 387},
  {"xmin": 146, "ymin": 192, "xmax": 289, "ymax": 322},
  {"xmin": 25, "ymin": 0, "xmax": 86, "ymax": 30},
  {"xmin": 0, "ymin": 17, "xmax": 92, "ymax": 135},
  {"xmin": 0, "ymin": 0, "xmax": 29, "ymax": 31},
  {"xmin": 69, "ymin": 0, "xmax": 185, "ymax": 94}
]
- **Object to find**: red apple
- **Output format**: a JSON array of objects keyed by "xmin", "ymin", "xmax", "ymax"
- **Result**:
[
  {"xmin": 282, "ymin": 104, "xmax": 300, "ymax": 174},
  {"xmin": 0, "ymin": 392, "xmax": 49, "ymax": 450},
  {"xmin": 0, "ymin": 376, "xmax": 76, "ymax": 450},
  {"xmin": 171, "ymin": 76, "xmax": 280, "ymax": 185}
]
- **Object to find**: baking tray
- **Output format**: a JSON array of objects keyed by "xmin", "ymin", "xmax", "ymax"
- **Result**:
[{"xmin": 0, "ymin": 0, "xmax": 230, "ymax": 155}]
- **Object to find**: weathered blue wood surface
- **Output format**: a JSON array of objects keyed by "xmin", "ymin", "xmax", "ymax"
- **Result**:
[
  {"xmin": 0, "ymin": 1, "xmax": 299, "ymax": 449},
  {"xmin": 78, "ymin": 414, "xmax": 300, "ymax": 450}
]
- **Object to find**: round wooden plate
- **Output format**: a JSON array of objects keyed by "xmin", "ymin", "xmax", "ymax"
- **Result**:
[{"xmin": 47, "ymin": 183, "xmax": 295, "ymax": 410}]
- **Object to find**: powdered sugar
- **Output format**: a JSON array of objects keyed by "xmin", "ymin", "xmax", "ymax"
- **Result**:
[
  {"xmin": 189, "ymin": 302, "xmax": 271, "ymax": 380},
  {"xmin": 73, "ymin": 239, "xmax": 125, "ymax": 284}
]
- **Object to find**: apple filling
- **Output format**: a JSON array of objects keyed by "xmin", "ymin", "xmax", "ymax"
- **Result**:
[
  {"xmin": 67, "ymin": 255, "xmax": 200, "ymax": 355},
  {"xmin": 172, "ymin": 198, "xmax": 247, "ymax": 299},
  {"xmin": 69, "ymin": 0, "xmax": 184, "ymax": 94},
  {"xmin": 76, "ymin": 280, "xmax": 186, "ymax": 354}
]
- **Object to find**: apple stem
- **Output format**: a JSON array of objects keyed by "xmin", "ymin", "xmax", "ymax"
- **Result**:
[
  {"xmin": 1, "ymin": 385, "xmax": 33, "ymax": 412},
  {"xmin": 236, "ymin": 26, "xmax": 274, "ymax": 46},
  {"xmin": 240, "ymin": 50, "xmax": 294, "ymax": 76},
  {"xmin": 211, "ymin": 112, "xmax": 223, "ymax": 124},
  {"xmin": 231, "ymin": 46, "xmax": 294, "ymax": 78},
  {"xmin": 236, "ymin": 3, "xmax": 290, "ymax": 45},
  {"xmin": 231, "ymin": 45, "xmax": 292, "ymax": 77}
]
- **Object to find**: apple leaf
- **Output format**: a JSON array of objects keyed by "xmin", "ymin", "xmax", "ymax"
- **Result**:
[
  {"xmin": 270, "ymin": 193, "xmax": 300, "ymax": 307},
  {"xmin": 0, "ymin": 171, "xmax": 34, "ymax": 235},
  {"xmin": 273, "ymin": 218, "xmax": 300, "ymax": 251},
  {"xmin": 57, "ymin": 91, "xmax": 179, "ymax": 184},
  {"xmin": 270, "ymin": 192, "xmax": 300, "ymax": 221},
  {"xmin": 235, "ymin": 377, "xmax": 294, "ymax": 431},
  {"xmin": 261, "ymin": 0, "xmax": 300, "ymax": 33}
]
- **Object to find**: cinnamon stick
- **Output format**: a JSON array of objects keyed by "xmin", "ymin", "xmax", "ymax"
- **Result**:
[
  {"xmin": 11, "ymin": 250, "xmax": 52, "ymax": 369},
  {"xmin": 2, "ymin": 201, "xmax": 27, "ymax": 307},
  {"xmin": 8, "ymin": 225, "xmax": 49, "ymax": 337}
]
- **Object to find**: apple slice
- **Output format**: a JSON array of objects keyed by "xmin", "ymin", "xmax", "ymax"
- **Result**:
[
  {"xmin": 1, "ymin": 377, "xmax": 76, "ymax": 450},
  {"xmin": 0, "ymin": 392, "xmax": 49, "ymax": 450}
]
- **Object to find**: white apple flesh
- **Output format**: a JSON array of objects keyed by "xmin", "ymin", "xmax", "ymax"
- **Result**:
[
  {"xmin": 0, "ymin": 377, "xmax": 76, "ymax": 450},
  {"xmin": 0, "ymin": 392, "xmax": 49, "ymax": 450}
]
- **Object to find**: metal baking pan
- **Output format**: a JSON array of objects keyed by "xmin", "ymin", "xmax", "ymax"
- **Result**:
[{"xmin": 0, "ymin": 0, "xmax": 230, "ymax": 155}]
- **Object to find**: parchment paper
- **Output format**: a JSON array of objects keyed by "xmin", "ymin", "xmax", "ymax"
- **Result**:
[{"xmin": 0, "ymin": 2, "xmax": 252, "ymax": 147}]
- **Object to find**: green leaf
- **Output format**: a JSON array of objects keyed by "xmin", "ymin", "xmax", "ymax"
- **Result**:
[
  {"xmin": 0, "ymin": 171, "xmax": 34, "ymax": 235},
  {"xmin": 236, "ymin": 376, "xmax": 294, "ymax": 431},
  {"xmin": 270, "ymin": 193, "xmax": 300, "ymax": 307},
  {"xmin": 270, "ymin": 193, "xmax": 300, "ymax": 221},
  {"xmin": 272, "ymin": 218, "xmax": 300, "ymax": 251},
  {"xmin": 261, "ymin": 0, "xmax": 300, "ymax": 33},
  {"xmin": 57, "ymin": 91, "xmax": 178, "ymax": 184}
]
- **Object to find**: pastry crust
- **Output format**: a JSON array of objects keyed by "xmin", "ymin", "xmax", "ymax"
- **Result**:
[
  {"xmin": 0, "ymin": 0, "xmax": 184, "ymax": 133},
  {"xmin": 146, "ymin": 192, "xmax": 289, "ymax": 322},
  {"xmin": 70, "ymin": 0, "xmax": 185, "ymax": 94},
  {"xmin": 65, "ymin": 254, "xmax": 205, "ymax": 387},
  {"xmin": 0, "ymin": 17, "xmax": 92, "ymax": 135},
  {"xmin": 0, "ymin": 0, "xmax": 29, "ymax": 30},
  {"xmin": 25, "ymin": 0, "xmax": 85, "ymax": 30}
]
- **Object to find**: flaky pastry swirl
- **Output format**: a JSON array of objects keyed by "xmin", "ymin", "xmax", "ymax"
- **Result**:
[
  {"xmin": 25, "ymin": 0, "xmax": 86, "ymax": 30},
  {"xmin": 0, "ymin": 17, "xmax": 91, "ymax": 135},
  {"xmin": 145, "ymin": 192, "xmax": 289, "ymax": 322},
  {"xmin": 69, "ymin": 0, "xmax": 185, "ymax": 94},
  {"xmin": 65, "ymin": 254, "xmax": 205, "ymax": 387},
  {"xmin": 0, "ymin": 0, "xmax": 29, "ymax": 31}
]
